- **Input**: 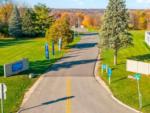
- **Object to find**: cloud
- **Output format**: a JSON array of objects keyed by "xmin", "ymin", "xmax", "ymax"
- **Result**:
[{"xmin": 137, "ymin": 0, "xmax": 150, "ymax": 3}]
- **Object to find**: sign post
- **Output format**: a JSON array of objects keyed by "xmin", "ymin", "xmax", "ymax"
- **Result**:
[
  {"xmin": 0, "ymin": 83, "xmax": 7, "ymax": 113},
  {"xmin": 107, "ymin": 68, "xmax": 112, "ymax": 85},
  {"xmin": 45, "ymin": 43, "xmax": 49, "ymax": 60},
  {"xmin": 134, "ymin": 73, "xmax": 142, "ymax": 110}
]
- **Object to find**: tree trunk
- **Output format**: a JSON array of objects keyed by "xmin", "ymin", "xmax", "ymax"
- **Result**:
[{"xmin": 114, "ymin": 49, "xmax": 118, "ymax": 65}]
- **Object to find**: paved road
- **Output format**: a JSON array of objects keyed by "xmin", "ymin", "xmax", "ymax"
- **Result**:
[{"xmin": 19, "ymin": 34, "xmax": 136, "ymax": 113}]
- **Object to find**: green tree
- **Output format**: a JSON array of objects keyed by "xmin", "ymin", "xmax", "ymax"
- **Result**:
[
  {"xmin": 34, "ymin": 3, "xmax": 54, "ymax": 36},
  {"xmin": 100, "ymin": 0, "xmax": 133, "ymax": 65},
  {"xmin": 46, "ymin": 16, "xmax": 73, "ymax": 47},
  {"xmin": 138, "ymin": 11, "xmax": 147, "ymax": 30},
  {"xmin": 22, "ymin": 8, "xmax": 36, "ymax": 37},
  {"xmin": 8, "ymin": 5, "xmax": 22, "ymax": 37}
]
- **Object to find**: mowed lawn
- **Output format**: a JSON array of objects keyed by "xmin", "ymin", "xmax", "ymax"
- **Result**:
[
  {"xmin": 101, "ymin": 30, "xmax": 150, "ymax": 113},
  {"xmin": 0, "ymin": 37, "xmax": 80, "ymax": 113}
]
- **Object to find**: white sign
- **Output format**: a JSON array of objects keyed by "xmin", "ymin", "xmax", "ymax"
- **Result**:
[
  {"xmin": 0, "ymin": 83, "xmax": 7, "ymax": 100},
  {"xmin": 127, "ymin": 60, "xmax": 150, "ymax": 75},
  {"xmin": 145, "ymin": 31, "xmax": 150, "ymax": 46}
]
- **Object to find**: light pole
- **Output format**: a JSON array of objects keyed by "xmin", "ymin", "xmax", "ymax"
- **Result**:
[
  {"xmin": 137, "ymin": 79, "xmax": 142, "ymax": 110},
  {"xmin": 134, "ymin": 73, "xmax": 142, "ymax": 111}
]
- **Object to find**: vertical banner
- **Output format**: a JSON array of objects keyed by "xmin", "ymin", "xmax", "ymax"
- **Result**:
[
  {"xmin": 45, "ymin": 42, "xmax": 49, "ymax": 60},
  {"xmin": 58, "ymin": 38, "xmax": 62, "ymax": 52},
  {"xmin": 108, "ymin": 68, "xmax": 112, "ymax": 84},
  {"xmin": 52, "ymin": 41, "xmax": 55, "ymax": 56}
]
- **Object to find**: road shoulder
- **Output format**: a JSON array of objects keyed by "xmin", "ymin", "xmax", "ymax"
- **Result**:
[{"xmin": 94, "ymin": 52, "xmax": 140, "ymax": 113}]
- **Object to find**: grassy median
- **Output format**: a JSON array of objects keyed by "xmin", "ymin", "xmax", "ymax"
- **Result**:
[
  {"xmin": 0, "ymin": 36, "xmax": 80, "ymax": 113},
  {"xmin": 100, "ymin": 30, "xmax": 150, "ymax": 113}
]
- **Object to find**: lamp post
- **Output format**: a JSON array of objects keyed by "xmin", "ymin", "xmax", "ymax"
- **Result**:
[{"xmin": 134, "ymin": 73, "xmax": 142, "ymax": 110}]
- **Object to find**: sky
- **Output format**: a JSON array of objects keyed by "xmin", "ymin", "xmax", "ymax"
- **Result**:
[{"xmin": 13, "ymin": 0, "xmax": 150, "ymax": 9}]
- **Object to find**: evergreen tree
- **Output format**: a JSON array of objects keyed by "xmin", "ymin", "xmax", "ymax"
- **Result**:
[
  {"xmin": 100, "ymin": 0, "xmax": 133, "ymax": 65},
  {"xmin": 8, "ymin": 5, "xmax": 22, "ymax": 37},
  {"xmin": 22, "ymin": 8, "xmax": 36, "ymax": 37},
  {"xmin": 34, "ymin": 3, "xmax": 54, "ymax": 36}
]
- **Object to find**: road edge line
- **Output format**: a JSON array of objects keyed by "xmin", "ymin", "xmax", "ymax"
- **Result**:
[{"xmin": 94, "ymin": 52, "xmax": 141, "ymax": 113}]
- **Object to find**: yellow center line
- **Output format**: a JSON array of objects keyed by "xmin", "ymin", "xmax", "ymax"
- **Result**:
[{"xmin": 66, "ymin": 77, "xmax": 72, "ymax": 113}]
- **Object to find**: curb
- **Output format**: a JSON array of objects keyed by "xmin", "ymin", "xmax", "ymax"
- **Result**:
[
  {"xmin": 94, "ymin": 54, "xmax": 141, "ymax": 113},
  {"xmin": 18, "ymin": 75, "xmax": 45, "ymax": 112}
]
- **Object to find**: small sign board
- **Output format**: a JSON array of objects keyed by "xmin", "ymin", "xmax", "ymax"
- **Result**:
[
  {"xmin": 0, "ymin": 83, "xmax": 7, "ymax": 100},
  {"xmin": 134, "ymin": 73, "xmax": 141, "ymax": 81}
]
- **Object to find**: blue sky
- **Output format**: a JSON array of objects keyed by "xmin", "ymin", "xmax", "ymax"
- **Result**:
[{"xmin": 13, "ymin": 0, "xmax": 150, "ymax": 9}]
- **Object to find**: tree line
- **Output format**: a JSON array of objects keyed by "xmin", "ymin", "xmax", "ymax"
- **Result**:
[
  {"xmin": 0, "ymin": 3, "xmax": 54, "ymax": 37},
  {"xmin": 0, "ymin": 1, "xmax": 73, "ymax": 46}
]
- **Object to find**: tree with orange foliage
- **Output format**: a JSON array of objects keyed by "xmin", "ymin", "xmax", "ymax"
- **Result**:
[
  {"xmin": 76, "ymin": 12, "xmax": 84, "ymax": 27},
  {"xmin": 0, "ymin": 1, "xmax": 13, "ymax": 35},
  {"xmin": 82, "ymin": 15, "xmax": 93, "ymax": 28}
]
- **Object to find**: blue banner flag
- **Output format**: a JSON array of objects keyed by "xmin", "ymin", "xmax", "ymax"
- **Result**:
[
  {"xmin": 108, "ymin": 68, "xmax": 112, "ymax": 77},
  {"xmin": 102, "ymin": 64, "xmax": 106, "ymax": 70},
  {"xmin": 45, "ymin": 43, "xmax": 49, "ymax": 60}
]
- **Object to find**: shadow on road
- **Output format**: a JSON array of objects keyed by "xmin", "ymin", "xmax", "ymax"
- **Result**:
[
  {"xmin": 73, "ymin": 43, "xmax": 97, "ymax": 49},
  {"xmin": 18, "ymin": 96, "xmax": 75, "ymax": 112},
  {"xmin": 80, "ymin": 32, "xmax": 99, "ymax": 36},
  {"xmin": 49, "ymin": 59, "xmax": 99, "ymax": 72}
]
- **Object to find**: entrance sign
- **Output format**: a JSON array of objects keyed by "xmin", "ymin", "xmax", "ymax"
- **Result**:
[
  {"xmin": 0, "ymin": 83, "xmax": 7, "ymax": 113},
  {"xmin": 4, "ymin": 58, "xmax": 29, "ymax": 77},
  {"xmin": 12, "ymin": 61, "xmax": 23, "ymax": 72},
  {"xmin": 45, "ymin": 43, "xmax": 50, "ymax": 60}
]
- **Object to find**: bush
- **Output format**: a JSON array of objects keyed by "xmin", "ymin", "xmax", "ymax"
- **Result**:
[{"xmin": 46, "ymin": 16, "xmax": 73, "ymax": 47}]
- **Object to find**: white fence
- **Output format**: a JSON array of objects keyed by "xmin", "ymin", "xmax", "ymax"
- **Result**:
[
  {"xmin": 127, "ymin": 60, "xmax": 150, "ymax": 75},
  {"xmin": 145, "ymin": 31, "xmax": 150, "ymax": 46}
]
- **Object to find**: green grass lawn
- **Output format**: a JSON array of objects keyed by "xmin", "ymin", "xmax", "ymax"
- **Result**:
[
  {"xmin": 101, "ymin": 30, "xmax": 150, "ymax": 113},
  {"xmin": 0, "ymin": 36, "xmax": 80, "ymax": 113}
]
